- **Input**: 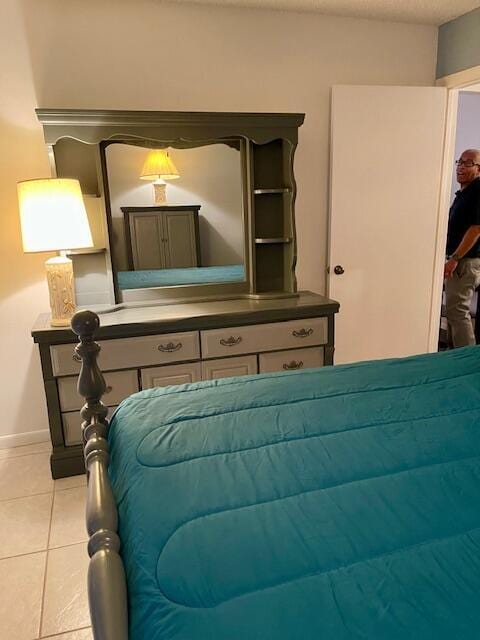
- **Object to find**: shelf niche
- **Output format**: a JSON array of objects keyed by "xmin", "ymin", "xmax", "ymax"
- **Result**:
[
  {"xmin": 53, "ymin": 138, "xmax": 100, "ymax": 197},
  {"xmin": 251, "ymin": 138, "xmax": 296, "ymax": 295}
]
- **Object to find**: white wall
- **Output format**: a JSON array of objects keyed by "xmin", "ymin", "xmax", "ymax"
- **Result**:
[
  {"xmin": 168, "ymin": 146, "xmax": 244, "ymax": 267},
  {"xmin": 106, "ymin": 144, "xmax": 243, "ymax": 271},
  {"xmin": 0, "ymin": 0, "xmax": 437, "ymax": 444},
  {"xmin": 0, "ymin": 0, "xmax": 52, "ymax": 447}
]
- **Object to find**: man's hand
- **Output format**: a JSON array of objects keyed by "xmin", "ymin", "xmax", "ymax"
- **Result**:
[{"xmin": 444, "ymin": 258, "xmax": 458, "ymax": 279}]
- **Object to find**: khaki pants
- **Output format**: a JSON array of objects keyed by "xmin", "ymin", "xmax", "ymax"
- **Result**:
[{"xmin": 445, "ymin": 258, "xmax": 480, "ymax": 347}]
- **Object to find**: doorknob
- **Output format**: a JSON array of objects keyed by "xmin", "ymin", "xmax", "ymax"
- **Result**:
[{"xmin": 334, "ymin": 265, "xmax": 345, "ymax": 275}]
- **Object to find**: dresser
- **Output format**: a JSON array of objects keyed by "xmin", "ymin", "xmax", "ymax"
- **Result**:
[{"xmin": 32, "ymin": 292, "xmax": 339, "ymax": 478}]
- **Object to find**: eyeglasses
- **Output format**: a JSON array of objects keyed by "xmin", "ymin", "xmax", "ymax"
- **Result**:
[{"xmin": 455, "ymin": 159, "xmax": 480, "ymax": 168}]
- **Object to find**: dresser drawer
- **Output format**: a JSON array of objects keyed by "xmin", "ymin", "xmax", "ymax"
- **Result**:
[
  {"xmin": 141, "ymin": 362, "xmax": 202, "ymax": 389},
  {"xmin": 201, "ymin": 317, "xmax": 328, "ymax": 359},
  {"xmin": 58, "ymin": 369, "xmax": 138, "ymax": 412},
  {"xmin": 51, "ymin": 331, "xmax": 200, "ymax": 376},
  {"xmin": 259, "ymin": 347, "xmax": 324, "ymax": 373},
  {"xmin": 62, "ymin": 406, "xmax": 117, "ymax": 446},
  {"xmin": 201, "ymin": 355, "xmax": 258, "ymax": 380}
]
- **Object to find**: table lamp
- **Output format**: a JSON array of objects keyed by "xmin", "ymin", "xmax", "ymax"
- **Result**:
[
  {"xmin": 17, "ymin": 178, "xmax": 93, "ymax": 327},
  {"xmin": 140, "ymin": 149, "xmax": 180, "ymax": 204}
]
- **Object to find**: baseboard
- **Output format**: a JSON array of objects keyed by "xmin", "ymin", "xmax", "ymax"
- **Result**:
[
  {"xmin": 0, "ymin": 428, "xmax": 50, "ymax": 450},
  {"xmin": 51, "ymin": 445, "xmax": 85, "ymax": 479}
]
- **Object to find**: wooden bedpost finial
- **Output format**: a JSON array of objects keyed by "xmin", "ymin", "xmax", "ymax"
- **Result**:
[
  {"xmin": 71, "ymin": 310, "xmax": 108, "ymax": 440},
  {"xmin": 71, "ymin": 309, "xmax": 100, "ymax": 342},
  {"xmin": 71, "ymin": 309, "xmax": 129, "ymax": 639}
]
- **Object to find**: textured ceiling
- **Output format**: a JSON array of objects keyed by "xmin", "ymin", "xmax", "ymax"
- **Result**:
[{"xmin": 165, "ymin": 0, "xmax": 480, "ymax": 26}]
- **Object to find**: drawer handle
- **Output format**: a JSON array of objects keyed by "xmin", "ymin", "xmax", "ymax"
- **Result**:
[
  {"xmin": 283, "ymin": 360, "xmax": 304, "ymax": 370},
  {"xmin": 72, "ymin": 353, "xmax": 82, "ymax": 363},
  {"xmin": 220, "ymin": 336, "xmax": 242, "ymax": 347},
  {"xmin": 292, "ymin": 328, "xmax": 313, "ymax": 338},
  {"xmin": 158, "ymin": 342, "xmax": 182, "ymax": 353},
  {"xmin": 105, "ymin": 385, "xmax": 112, "ymax": 394}
]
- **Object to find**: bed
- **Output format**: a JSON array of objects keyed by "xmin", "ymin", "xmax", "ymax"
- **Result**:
[
  {"xmin": 117, "ymin": 265, "xmax": 245, "ymax": 290},
  {"xmin": 72, "ymin": 310, "xmax": 480, "ymax": 640}
]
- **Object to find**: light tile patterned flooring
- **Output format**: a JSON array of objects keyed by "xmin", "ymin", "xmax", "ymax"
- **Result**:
[{"xmin": 0, "ymin": 442, "xmax": 92, "ymax": 640}]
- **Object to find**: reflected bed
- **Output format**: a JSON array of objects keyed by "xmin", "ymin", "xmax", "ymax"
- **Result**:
[{"xmin": 117, "ymin": 264, "xmax": 245, "ymax": 290}]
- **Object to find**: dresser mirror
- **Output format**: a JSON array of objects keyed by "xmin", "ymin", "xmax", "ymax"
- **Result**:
[
  {"xmin": 102, "ymin": 141, "xmax": 246, "ymax": 300},
  {"xmin": 36, "ymin": 109, "xmax": 304, "ymax": 306}
]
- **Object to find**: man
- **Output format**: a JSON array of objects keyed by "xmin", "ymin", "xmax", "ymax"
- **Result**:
[{"xmin": 445, "ymin": 148, "xmax": 480, "ymax": 347}]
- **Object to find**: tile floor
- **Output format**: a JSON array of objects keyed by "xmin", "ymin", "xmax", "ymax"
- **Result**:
[{"xmin": 0, "ymin": 442, "xmax": 92, "ymax": 640}]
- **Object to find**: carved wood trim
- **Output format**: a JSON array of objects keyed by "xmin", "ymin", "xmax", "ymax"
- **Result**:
[
  {"xmin": 71, "ymin": 310, "xmax": 129, "ymax": 640},
  {"xmin": 36, "ymin": 108, "xmax": 305, "ymax": 146}
]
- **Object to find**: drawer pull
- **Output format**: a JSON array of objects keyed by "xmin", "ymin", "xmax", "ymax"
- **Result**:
[
  {"xmin": 105, "ymin": 385, "xmax": 112, "ymax": 394},
  {"xmin": 220, "ymin": 336, "xmax": 242, "ymax": 347},
  {"xmin": 72, "ymin": 353, "xmax": 82, "ymax": 363},
  {"xmin": 292, "ymin": 328, "xmax": 313, "ymax": 338},
  {"xmin": 158, "ymin": 342, "xmax": 182, "ymax": 353},
  {"xmin": 283, "ymin": 360, "xmax": 304, "ymax": 370}
]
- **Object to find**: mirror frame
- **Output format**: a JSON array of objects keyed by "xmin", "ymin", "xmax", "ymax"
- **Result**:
[{"xmin": 36, "ymin": 109, "xmax": 305, "ymax": 306}]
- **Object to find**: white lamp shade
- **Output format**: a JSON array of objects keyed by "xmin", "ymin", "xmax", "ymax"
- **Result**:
[
  {"xmin": 140, "ymin": 149, "xmax": 180, "ymax": 181},
  {"xmin": 17, "ymin": 178, "xmax": 93, "ymax": 253}
]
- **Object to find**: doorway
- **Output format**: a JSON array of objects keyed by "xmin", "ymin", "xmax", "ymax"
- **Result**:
[
  {"xmin": 327, "ymin": 72, "xmax": 480, "ymax": 365},
  {"xmin": 435, "ymin": 76, "xmax": 480, "ymax": 352},
  {"xmin": 328, "ymin": 85, "xmax": 447, "ymax": 364}
]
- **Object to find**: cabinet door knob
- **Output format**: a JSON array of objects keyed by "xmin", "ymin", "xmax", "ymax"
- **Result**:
[
  {"xmin": 220, "ymin": 336, "xmax": 242, "ymax": 347},
  {"xmin": 158, "ymin": 342, "xmax": 182, "ymax": 352},
  {"xmin": 334, "ymin": 265, "xmax": 345, "ymax": 275},
  {"xmin": 292, "ymin": 328, "xmax": 313, "ymax": 338},
  {"xmin": 283, "ymin": 360, "xmax": 304, "ymax": 370}
]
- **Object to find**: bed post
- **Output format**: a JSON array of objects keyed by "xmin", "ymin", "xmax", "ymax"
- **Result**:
[{"xmin": 71, "ymin": 310, "xmax": 129, "ymax": 640}]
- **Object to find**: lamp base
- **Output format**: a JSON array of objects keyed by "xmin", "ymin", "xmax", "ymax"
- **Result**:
[
  {"xmin": 45, "ymin": 255, "xmax": 76, "ymax": 327},
  {"xmin": 153, "ymin": 182, "xmax": 167, "ymax": 205}
]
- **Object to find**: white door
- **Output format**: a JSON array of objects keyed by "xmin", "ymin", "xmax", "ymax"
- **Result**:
[{"xmin": 329, "ymin": 85, "xmax": 447, "ymax": 364}]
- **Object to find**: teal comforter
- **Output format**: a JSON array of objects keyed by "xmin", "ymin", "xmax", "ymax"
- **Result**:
[
  {"xmin": 109, "ymin": 347, "xmax": 480, "ymax": 639},
  {"xmin": 117, "ymin": 264, "xmax": 245, "ymax": 289}
]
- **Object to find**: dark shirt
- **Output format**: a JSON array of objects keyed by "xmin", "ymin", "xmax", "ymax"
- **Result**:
[{"xmin": 446, "ymin": 177, "xmax": 480, "ymax": 257}]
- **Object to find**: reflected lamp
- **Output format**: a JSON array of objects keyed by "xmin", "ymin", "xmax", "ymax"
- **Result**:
[{"xmin": 140, "ymin": 149, "xmax": 180, "ymax": 204}]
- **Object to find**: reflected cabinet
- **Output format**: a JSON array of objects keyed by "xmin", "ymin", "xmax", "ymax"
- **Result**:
[{"xmin": 122, "ymin": 206, "xmax": 200, "ymax": 271}]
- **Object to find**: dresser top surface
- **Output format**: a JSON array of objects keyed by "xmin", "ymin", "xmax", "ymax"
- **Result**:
[{"xmin": 32, "ymin": 291, "xmax": 339, "ymax": 345}]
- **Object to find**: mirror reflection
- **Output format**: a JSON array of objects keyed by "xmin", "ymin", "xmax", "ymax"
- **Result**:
[{"xmin": 105, "ymin": 142, "xmax": 245, "ymax": 292}]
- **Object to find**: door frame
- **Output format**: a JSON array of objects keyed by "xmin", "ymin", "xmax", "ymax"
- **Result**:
[{"xmin": 427, "ymin": 65, "xmax": 480, "ymax": 352}]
